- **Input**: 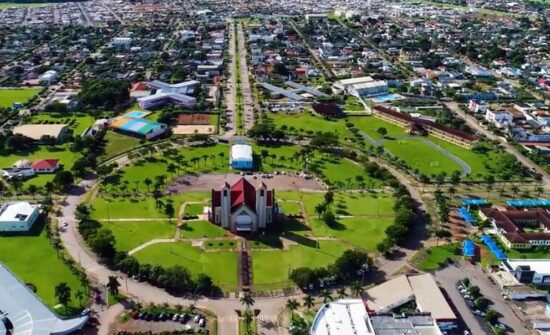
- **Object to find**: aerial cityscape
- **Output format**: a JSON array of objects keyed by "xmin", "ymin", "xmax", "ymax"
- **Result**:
[{"xmin": 0, "ymin": 0, "xmax": 549, "ymax": 334}]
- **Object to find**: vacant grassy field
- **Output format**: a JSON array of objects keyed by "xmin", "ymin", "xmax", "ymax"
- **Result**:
[
  {"xmin": 252, "ymin": 241, "xmax": 348, "ymax": 289},
  {"xmin": 101, "ymin": 220, "xmax": 176, "ymax": 252},
  {"xmin": 0, "ymin": 220, "xmax": 85, "ymax": 309},
  {"xmin": 90, "ymin": 193, "xmax": 209, "ymax": 219},
  {"xmin": 0, "ymin": 87, "xmax": 42, "ymax": 108},
  {"xmin": 133, "ymin": 242, "xmax": 238, "ymax": 290},
  {"xmin": 180, "ymin": 220, "xmax": 227, "ymax": 239},
  {"xmin": 184, "ymin": 203, "xmax": 206, "ymax": 216},
  {"xmin": 414, "ymin": 244, "xmax": 460, "ymax": 271},
  {"xmin": 278, "ymin": 201, "xmax": 302, "ymax": 215},
  {"xmin": 268, "ymin": 111, "xmax": 349, "ymax": 135},
  {"xmin": 101, "ymin": 131, "xmax": 143, "ymax": 161},
  {"xmin": 30, "ymin": 113, "xmax": 95, "ymax": 137}
]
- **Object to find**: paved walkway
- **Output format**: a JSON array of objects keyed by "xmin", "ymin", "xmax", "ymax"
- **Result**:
[{"xmin": 127, "ymin": 238, "xmax": 176, "ymax": 255}]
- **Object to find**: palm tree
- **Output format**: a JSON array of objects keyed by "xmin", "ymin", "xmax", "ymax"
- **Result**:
[
  {"xmin": 144, "ymin": 177, "xmax": 152, "ymax": 194},
  {"xmin": 336, "ymin": 287, "xmax": 348, "ymax": 299},
  {"xmin": 27, "ymin": 184, "xmax": 38, "ymax": 199},
  {"xmin": 45, "ymin": 181, "xmax": 55, "ymax": 199},
  {"xmin": 511, "ymin": 184, "xmax": 520, "ymax": 198},
  {"xmin": 107, "ymin": 275, "xmax": 121, "ymax": 296},
  {"xmin": 286, "ymin": 298, "xmax": 299, "ymax": 317},
  {"xmin": 303, "ymin": 295, "xmax": 315, "ymax": 311},
  {"xmin": 242, "ymin": 309, "xmax": 253, "ymax": 333},
  {"xmin": 75, "ymin": 290, "xmax": 84, "ymax": 307},
  {"xmin": 218, "ymin": 152, "xmax": 226, "ymax": 165},
  {"xmin": 320, "ymin": 289, "xmax": 333, "ymax": 304},
  {"xmin": 240, "ymin": 293, "xmax": 255, "ymax": 310},
  {"xmin": 350, "ymin": 281, "xmax": 363, "ymax": 297},
  {"xmin": 55, "ymin": 282, "xmax": 72, "ymax": 311},
  {"xmin": 167, "ymin": 163, "xmax": 177, "ymax": 178}
]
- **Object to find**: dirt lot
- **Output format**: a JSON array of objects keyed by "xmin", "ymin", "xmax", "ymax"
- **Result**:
[
  {"xmin": 444, "ymin": 208, "xmax": 475, "ymax": 241},
  {"xmin": 173, "ymin": 125, "xmax": 216, "ymax": 135},
  {"xmin": 165, "ymin": 173, "xmax": 325, "ymax": 193},
  {"xmin": 177, "ymin": 113, "xmax": 212, "ymax": 125}
]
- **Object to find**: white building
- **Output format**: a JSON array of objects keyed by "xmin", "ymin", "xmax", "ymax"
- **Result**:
[
  {"xmin": 469, "ymin": 99, "xmax": 489, "ymax": 113},
  {"xmin": 230, "ymin": 144, "xmax": 253, "ymax": 170},
  {"xmin": 485, "ymin": 109, "xmax": 513, "ymax": 128},
  {"xmin": 0, "ymin": 202, "xmax": 40, "ymax": 232},
  {"xmin": 332, "ymin": 76, "xmax": 388, "ymax": 97},
  {"xmin": 507, "ymin": 259, "xmax": 550, "ymax": 285},
  {"xmin": 112, "ymin": 37, "xmax": 133, "ymax": 46},
  {"xmin": 38, "ymin": 70, "xmax": 58, "ymax": 85}
]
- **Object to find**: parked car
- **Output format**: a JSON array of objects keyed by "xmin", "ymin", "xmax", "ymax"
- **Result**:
[
  {"xmin": 199, "ymin": 318, "xmax": 206, "ymax": 327},
  {"xmin": 473, "ymin": 310, "xmax": 485, "ymax": 317},
  {"xmin": 172, "ymin": 314, "xmax": 180, "ymax": 321},
  {"xmin": 463, "ymin": 295, "xmax": 472, "ymax": 300},
  {"xmin": 193, "ymin": 314, "xmax": 201, "ymax": 323},
  {"xmin": 180, "ymin": 313, "xmax": 190, "ymax": 324}
]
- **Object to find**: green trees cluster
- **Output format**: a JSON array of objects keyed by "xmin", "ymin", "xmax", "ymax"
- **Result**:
[
  {"xmin": 289, "ymin": 249, "xmax": 373, "ymax": 288},
  {"xmin": 75, "ymin": 205, "xmax": 219, "ymax": 296},
  {"xmin": 380, "ymin": 185, "xmax": 416, "ymax": 250},
  {"xmin": 79, "ymin": 78, "xmax": 130, "ymax": 109}
]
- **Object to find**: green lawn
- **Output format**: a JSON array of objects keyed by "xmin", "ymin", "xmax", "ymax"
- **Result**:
[
  {"xmin": 267, "ymin": 111, "xmax": 349, "ymax": 136},
  {"xmin": 0, "ymin": 87, "xmax": 42, "ymax": 108},
  {"xmin": 184, "ymin": 203, "xmax": 206, "ymax": 216},
  {"xmin": 90, "ymin": 193, "xmax": 208, "ymax": 219},
  {"xmin": 506, "ymin": 248, "xmax": 550, "ymax": 259},
  {"xmin": 101, "ymin": 220, "xmax": 176, "ymax": 252},
  {"xmin": 278, "ymin": 201, "xmax": 302, "ymax": 215},
  {"xmin": 133, "ymin": 242, "xmax": 238, "ymax": 290},
  {"xmin": 30, "ymin": 113, "xmax": 95, "ymax": 137},
  {"xmin": 0, "ymin": 220, "xmax": 85, "ymax": 310},
  {"xmin": 415, "ymin": 244, "xmax": 460, "ymax": 271},
  {"xmin": 252, "ymin": 241, "xmax": 348, "ymax": 289},
  {"xmin": 101, "ymin": 131, "xmax": 143, "ymax": 161},
  {"xmin": 309, "ymin": 217, "xmax": 392, "ymax": 251},
  {"xmin": 344, "ymin": 96, "xmax": 365, "ymax": 112},
  {"xmin": 180, "ymin": 220, "xmax": 227, "ymax": 239}
]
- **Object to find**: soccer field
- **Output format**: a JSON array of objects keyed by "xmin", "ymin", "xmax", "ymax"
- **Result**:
[{"xmin": 0, "ymin": 87, "xmax": 42, "ymax": 108}]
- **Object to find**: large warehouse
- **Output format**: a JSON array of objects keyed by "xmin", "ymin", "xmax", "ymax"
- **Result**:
[{"xmin": 230, "ymin": 144, "xmax": 253, "ymax": 170}]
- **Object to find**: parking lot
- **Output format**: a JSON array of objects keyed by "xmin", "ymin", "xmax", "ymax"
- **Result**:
[
  {"xmin": 113, "ymin": 311, "xmax": 208, "ymax": 333},
  {"xmin": 435, "ymin": 260, "xmax": 527, "ymax": 335}
]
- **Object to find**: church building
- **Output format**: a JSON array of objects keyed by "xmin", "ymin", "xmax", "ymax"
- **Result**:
[{"xmin": 209, "ymin": 178, "xmax": 276, "ymax": 232}]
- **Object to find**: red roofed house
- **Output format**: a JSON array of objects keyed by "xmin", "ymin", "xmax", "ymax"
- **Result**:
[
  {"xmin": 31, "ymin": 159, "xmax": 60, "ymax": 173},
  {"xmin": 209, "ymin": 178, "xmax": 277, "ymax": 233}
]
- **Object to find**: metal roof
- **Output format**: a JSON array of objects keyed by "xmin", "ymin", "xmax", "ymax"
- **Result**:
[{"xmin": 0, "ymin": 263, "xmax": 89, "ymax": 335}]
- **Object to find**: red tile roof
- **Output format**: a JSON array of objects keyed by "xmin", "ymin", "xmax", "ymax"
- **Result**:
[{"xmin": 31, "ymin": 159, "xmax": 59, "ymax": 170}]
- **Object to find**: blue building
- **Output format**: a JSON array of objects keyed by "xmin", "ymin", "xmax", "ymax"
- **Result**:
[{"xmin": 230, "ymin": 144, "xmax": 253, "ymax": 170}]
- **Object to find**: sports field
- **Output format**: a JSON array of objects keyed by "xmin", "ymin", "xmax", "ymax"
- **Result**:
[
  {"xmin": 0, "ymin": 87, "xmax": 42, "ymax": 108},
  {"xmin": 31, "ymin": 113, "xmax": 95, "ymax": 137}
]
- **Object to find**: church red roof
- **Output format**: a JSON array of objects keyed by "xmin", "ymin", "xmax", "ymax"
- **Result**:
[{"xmin": 230, "ymin": 178, "xmax": 257, "ymax": 212}]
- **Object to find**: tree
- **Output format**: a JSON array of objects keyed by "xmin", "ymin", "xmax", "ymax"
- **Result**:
[
  {"xmin": 196, "ymin": 273, "xmax": 214, "ymax": 296},
  {"xmin": 474, "ymin": 297, "xmax": 488, "ymax": 310},
  {"xmin": 286, "ymin": 298, "xmax": 300, "ymax": 316},
  {"xmin": 144, "ymin": 177, "xmax": 152, "ymax": 194},
  {"xmin": 320, "ymin": 289, "xmax": 333, "ymax": 304},
  {"xmin": 324, "ymin": 190, "xmax": 334, "ymax": 207},
  {"xmin": 336, "ymin": 287, "xmax": 348, "ymax": 299},
  {"xmin": 55, "ymin": 282, "xmax": 72, "ymax": 310},
  {"xmin": 53, "ymin": 171, "xmax": 74, "ymax": 191},
  {"xmin": 350, "ymin": 281, "xmax": 363, "ymax": 297},
  {"xmin": 303, "ymin": 295, "xmax": 315, "ymax": 311},
  {"xmin": 79, "ymin": 78, "xmax": 130, "ymax": 108},
  {"xmin": 376, "ymin": 127, "xmax": 387, "ymax": 137},
  {"xmin": 75, "ymin": 290, "xmax": 84, "ymax": 307},
  {"xmin": 376, "ymin": 238, "xmax": 393, "ymax": 255},
  {"xmin": 484, "ymin": 309, "xmax": 501, "ymax": 325},
  {"xmin": 6, "ymin": 134, "xmax": 34, "ymax": 151},
  {"xmin": 242, "ymin": 309, "xmax": 254, "ymax": 334},
  {"xmin": 89, "ymin": 228, "xmax": 116, "ymax": 260},
  {"xmin": 468, "ymin": 285, "xmax": 481, "ymax": 299},
  {"xmin": 240, "ymin": 293, "xmax": 255, "ymax": 310},
  {"xmin": 27, "ymin": 184, "xmax": 38, "ymax": 199},
  {"xmin": 322, "ymin": 210, "xmax": 337, "ymax": 227},
  {"xmin": 334, "ymin": 249, "xmax": 372, "ymax": 279},
  {"xmin": 107, "ymin": 275, "xmax": 121, "ymax": 296},
  {"xmin": 314, "ymin": 203, "xmax": 326, "ymax": 218},
  {"xmin": 164, "ymin": 200, "xmax": 175, "ymax": 223}
]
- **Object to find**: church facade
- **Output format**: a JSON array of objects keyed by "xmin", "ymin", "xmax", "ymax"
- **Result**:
[{"xmin": 209, "ymin": 178, "xmax": 276, "ymax": 232}]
